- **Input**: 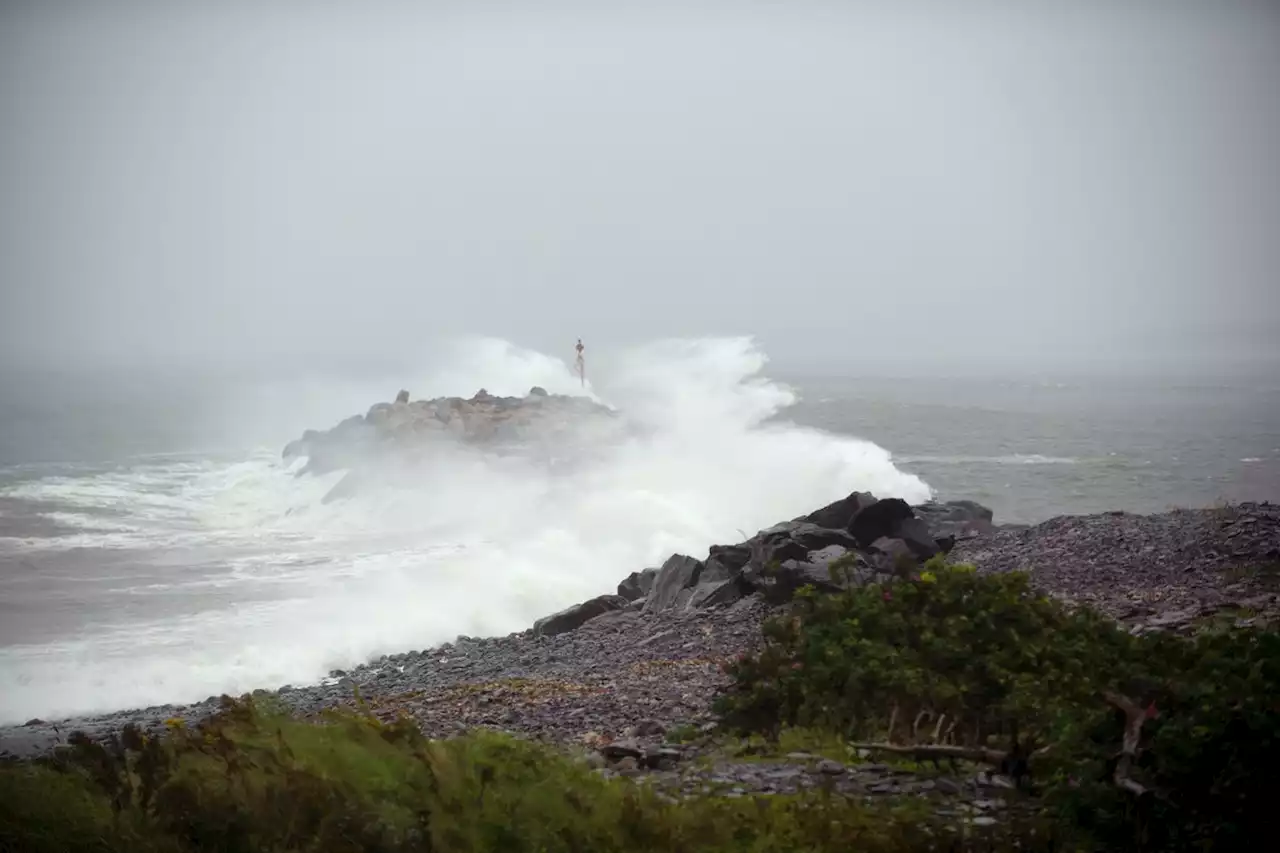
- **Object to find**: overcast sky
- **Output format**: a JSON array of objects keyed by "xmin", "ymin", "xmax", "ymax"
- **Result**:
[{"xmin": 2, "ymin": 0, "xmax": 1277, "ymax": 378}]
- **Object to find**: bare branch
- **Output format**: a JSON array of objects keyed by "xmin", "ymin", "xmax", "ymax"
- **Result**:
[
  {"xmin": 849, "ymin": 742, "xmax": 1010, "ymax": 765},
  {"xmin": 912, "ymin": 709, "xmax": 931, "ymax": 740},
  {"xmin": 1103, "ymin": 691, "xmax": 1151, "ymax": 796}
]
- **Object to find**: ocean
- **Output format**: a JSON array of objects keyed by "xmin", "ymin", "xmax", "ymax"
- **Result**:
[{"xmin": 2, "ymin": 337, "xmax": 1277, "ymax": 725}]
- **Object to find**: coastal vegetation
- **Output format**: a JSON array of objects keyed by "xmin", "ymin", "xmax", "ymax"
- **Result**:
[{"xmin": 2, "ymin": 557, "xmax": 1274, "ymax": 852}]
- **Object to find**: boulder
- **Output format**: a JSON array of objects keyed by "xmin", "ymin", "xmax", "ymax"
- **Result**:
[
  {"xmin": 802, "ymin": 491, "xmax": 878, "ymax": 530},
  {"xmin": 533, "ymin": 594, "xmax": 629, "ymax": 636},
  {"xmin": 849, "ymin": 498, "xmax": 915, "ymax": 548},
  {"xmin": 689, "ymin": 574, "xmax": 750, "ymax": 609},
  {"xmin": 395, "ymin": 389, "xmax": 410, "ymax": 404},
  {"xmin": 869, "ymin": 537, "xmax": 919, "ymax": 575},
  {"xmin": 528, "ymin": 386, "xmax": 549, "ymax": 397},
  {"xmin": 753, "ymin": 522, "xmax": 861, "ymax": 565},
  {"xmin": 913, "ymin": 500, "xmax": 997, "ymax": 541},
  {"xmin": 643, "ymin": 554, "xmax": 704, "ymax": 614},
  {"xmin": 702, "ymin": 542, "xmax": 752, "ymax": 584},
  {"xmin": 617, "ymin": 568, "xmax": 659, "ymax": 602},
  {"xmin": 895, "ymin": 516, "xmax": 943, "ymax": 559},
  {"xmin": 756, "ymin": 545, "xmax": 880, "ymax": 601}
]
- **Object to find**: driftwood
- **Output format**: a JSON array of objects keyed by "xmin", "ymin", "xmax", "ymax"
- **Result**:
[{"xmin": 853, "ymin": 691, "xmax": 1154, "ymax": 795}]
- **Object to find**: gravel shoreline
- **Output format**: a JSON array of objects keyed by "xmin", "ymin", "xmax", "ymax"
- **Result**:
[{"xmin": 4, "ymin": 500, "xmax": 1277, "ymax": 776}]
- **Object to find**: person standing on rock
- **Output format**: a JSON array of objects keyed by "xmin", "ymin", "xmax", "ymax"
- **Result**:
[{"xmin": 574, "ymin": 338, "xmax": 585, "ymax": 387}]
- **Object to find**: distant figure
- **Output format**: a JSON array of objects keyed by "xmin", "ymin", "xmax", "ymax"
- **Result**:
[{"xmin": 574, "ymin": 338, "xmax": 586, "ymax": 387}]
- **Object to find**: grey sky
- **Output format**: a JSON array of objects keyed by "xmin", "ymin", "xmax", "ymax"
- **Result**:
[{"xmin": 2, "ymin": 0, "xmax": 1278, "ymax": 377}]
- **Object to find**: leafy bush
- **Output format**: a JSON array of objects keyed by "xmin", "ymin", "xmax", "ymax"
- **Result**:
[
  {"xmin": 0, "ymin": 695, "xmax": 1054, "ymax": 853},
  {"xmin": 714, "ymin": 557, "xmax": 1280, "ymax": 851}
]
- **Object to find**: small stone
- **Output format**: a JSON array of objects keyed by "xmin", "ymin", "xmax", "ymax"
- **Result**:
[
  {"xmin": 970, "ymin": 816, "xmax": 998, "ymax": 827},
  {"xmin": 935, "ymin": 778, "xmax": 963, "ymax": 796},
  {"xmin": 635, "ymin": 718, "xmax": 667, "ymax": 737},
  {"xmin": 601, "ymin": 740, "xmax": 644, "ymax": 761},
  {"xmin": 785, "ymin": 751, "xmax": 816, "ymax": 761},
  {"xmin": 816, "ymin": 759, "xmax": 845, "ymax": 775}
]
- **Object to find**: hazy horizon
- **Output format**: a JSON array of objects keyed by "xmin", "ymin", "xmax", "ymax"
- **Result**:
[{"xmin": 3, "ymin": 0, "xmax": 1279, "ymax": 379}]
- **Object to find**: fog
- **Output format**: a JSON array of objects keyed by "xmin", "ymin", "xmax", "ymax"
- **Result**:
[{"xmin": 2, "ymin": 0, "xmax": 1278, "ymax": 379}]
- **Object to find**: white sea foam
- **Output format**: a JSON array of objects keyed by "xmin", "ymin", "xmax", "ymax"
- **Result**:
[
  {"xmin": 896, "ymin": 453, "xmax": 1079, "ymax": 466},
  {"xmin": 0, "ymin": 336, "xmax": 931, "ymax": 723}
]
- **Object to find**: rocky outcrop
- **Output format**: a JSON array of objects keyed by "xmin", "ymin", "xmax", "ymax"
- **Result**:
[
  {"xmin": 536, "ymin": 490, "xmax": 976, "ymax": 632},
  {"xmin": 282, "ymin": 387, "xmax": 619, "ymax": 499}
]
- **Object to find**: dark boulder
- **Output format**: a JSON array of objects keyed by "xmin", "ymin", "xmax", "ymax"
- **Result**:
[
  {"xmin": 868, "ymin": 537, "xmax": 919, "ymax": 575},
  {"xmin": 642, "ymin": 554, "xmax": 704, "ymax": 614},
  {"xmin": 528, "ymin": 386, "xmax": 549, "ymax": 397},
  {"xmin": 533, "ymin": 594, "xmax": 629, "ymax": 636},
  {"xmin": 757, "ymin": 545, "xmax": 880, "ymax": 602},
  {"xmin": 690, "ymin": 574, "xmax": 750, "ymax": 609},
  {"xmin": 802, "ymin": 491, "xmax": 878, "ymax": 530},
  {"xmin": 395, "ymin": 389, "xmax": 410, "ymax": 404},
  {"xmin": 753, "ymin": 522, "xmax": 861, "ymax": 565},
  {"xmin": 849, "ymin": 498, "xmax": 915, "ymax": 548},
  {"xmin": 702, "ymin": 542, "xmax": 752, "ymax": 584},
  {"xmin": 895, "ymin": 516, "xmax": 943, "ymax": 559},
  {"xmin": 617, "ymin": 567, "xmax": 659, "ymax": 602}
]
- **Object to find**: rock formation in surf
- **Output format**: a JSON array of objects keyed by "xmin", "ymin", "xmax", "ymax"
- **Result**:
[
  {"xmin": 283, "ymin": 387, "xmax": 618, "ymax": 501},
  {"xmin": 531, "ymin": 495, "xmax": 1000, "ymax": 635}
]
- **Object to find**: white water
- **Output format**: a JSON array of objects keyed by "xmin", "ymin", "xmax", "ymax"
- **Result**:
[{"xmin": 0, "ymin": 337, "xmax": 930, "ymax": 724}]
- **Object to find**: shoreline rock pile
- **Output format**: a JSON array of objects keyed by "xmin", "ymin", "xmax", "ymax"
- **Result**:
[{"xmin": 532, "ymin": 493, "xmax": 996, "ymax": 637}]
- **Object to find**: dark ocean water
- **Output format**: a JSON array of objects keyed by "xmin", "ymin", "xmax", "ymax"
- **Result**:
[{"xmin": 1, "ymin": 360, "xmax": 1277, "ymax": 724}]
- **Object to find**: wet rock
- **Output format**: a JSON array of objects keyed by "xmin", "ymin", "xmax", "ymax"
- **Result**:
[
  {"xmin": 936, "ymin": 777, "xmax": 964, "ymax": 796},
  {"xmin": 617, "ymin": 568, "xmax": 658, "ymax": 602},
  {"xmin": 802, "ymin": 491, "xmax": 879, "ymax": 530},
  {"xmin": 533, "ymin": 595, "xmax": 629, "ymax": 636},
  {"xmin": 643, "ymin": 554, "xmax": 704, "ymax": 614},
  {"xmin": 895, "ymin": 516, "xmax": 943, "ymax": 559},
  {"xmin": 913, "ymin": 500, "xmax": 997, "ymax": 541},
  {"xmin": 850, "ymin": 498, "xmax": 915, "ymax": 548},
  {"xmin": 817, "ymin": 759, "xmax": 846, "ymax": 775}
]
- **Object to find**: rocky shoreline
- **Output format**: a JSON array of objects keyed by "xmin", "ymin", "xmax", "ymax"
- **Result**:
[{"xmin": 4, "ymin": 494, "xmax": 1276, "ymax": 782}]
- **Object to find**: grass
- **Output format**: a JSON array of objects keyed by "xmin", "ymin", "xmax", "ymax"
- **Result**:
[{"xmin": 0, "ymin": 699, "xmax": 1057, "ymax": 853}]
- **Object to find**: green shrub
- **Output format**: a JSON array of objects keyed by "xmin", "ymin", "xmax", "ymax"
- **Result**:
[{"xmin": 713, "ymin": 557, "xmax": 1280, "ymax": 851}]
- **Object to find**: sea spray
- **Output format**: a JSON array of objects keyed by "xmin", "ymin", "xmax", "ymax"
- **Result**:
[{"xmin": 0, "ymin": 336, "xmax": 930, "ymax": 723}]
